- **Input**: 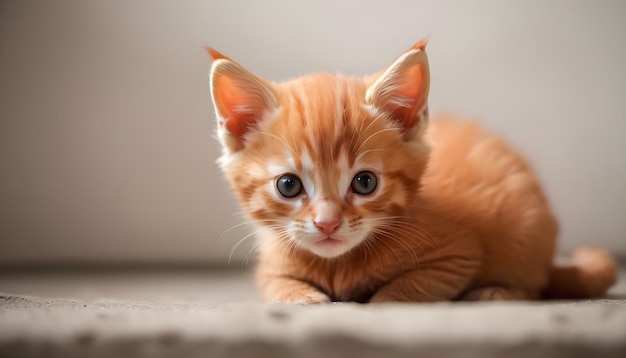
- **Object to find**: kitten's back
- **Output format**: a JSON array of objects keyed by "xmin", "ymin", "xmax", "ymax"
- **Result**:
[{"xmin": 422, "ymin": 118, "xmax": 615, "ymax": 298}]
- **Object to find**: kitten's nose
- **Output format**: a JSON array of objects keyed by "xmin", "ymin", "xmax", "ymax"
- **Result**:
[
  {"xmin": 313, "ymin": 200, "xmax": 343, "ymax": 235},
  {"xmin": 314, "ymin": 219, "xmax": 342, "ymax": 235}
]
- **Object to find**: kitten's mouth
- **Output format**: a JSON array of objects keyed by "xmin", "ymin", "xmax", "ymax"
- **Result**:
[
  {"xmin": 305, "ymin": 235, "xmax": 357, "ymax": 258},
  {"xmin": 317, "ymin": 236, "xmax": 343, "ymax": 246}
]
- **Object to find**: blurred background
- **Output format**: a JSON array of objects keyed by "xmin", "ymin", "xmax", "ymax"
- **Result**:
[{"xmin": 0, "ymin": 0, "xmax": 624, "ymax": 267}]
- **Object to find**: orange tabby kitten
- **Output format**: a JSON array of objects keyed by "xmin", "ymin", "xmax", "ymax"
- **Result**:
[{"xmin": 206, "ymin": 39, "xmax": 616, "ymax": 303}]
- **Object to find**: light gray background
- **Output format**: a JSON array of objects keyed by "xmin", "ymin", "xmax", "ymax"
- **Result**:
[{"xmin": 0, "ymin": 0, "xmax": 624, "ymax": 265}]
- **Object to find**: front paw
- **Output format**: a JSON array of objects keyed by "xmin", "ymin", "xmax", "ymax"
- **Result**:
[{"xmin": 276, "ymin": 290, "xmax": 331, "ymax": 304}]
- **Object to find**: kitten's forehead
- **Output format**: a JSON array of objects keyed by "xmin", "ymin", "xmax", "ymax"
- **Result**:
[
  {"xmin": 272, "ymin": 73, "xmax": 389, "ymax": 167},
  {"xmin": 248, "ymin": 74, "xmax": 389, "ymax": 203}
]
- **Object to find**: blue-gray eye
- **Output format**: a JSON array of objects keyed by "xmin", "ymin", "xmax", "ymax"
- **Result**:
[
  {"xmin": 351, "ymin": 171, "xmax": 378, "ymax": 195},
  {"xmin": 277, "ymin": 174, "xmax": 303, "ymax": 198}
]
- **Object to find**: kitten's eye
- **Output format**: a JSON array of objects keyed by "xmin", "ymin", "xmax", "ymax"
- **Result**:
[
  {"xmin": 276, "ymin": 174, "xmax": 303, "ymax": 198},
  {"xmin": 351, "ymin": 171, "xmax": 378, "ymax": 195}
]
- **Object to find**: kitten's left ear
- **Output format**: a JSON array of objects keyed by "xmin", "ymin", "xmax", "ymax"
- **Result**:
[
  {"xmin": 205, "ymin": 47, "xmax": 278, "ymax": 154},
  {"xmin": 366, "ymin": 38, "xmax": 430, "ymax": 141}
]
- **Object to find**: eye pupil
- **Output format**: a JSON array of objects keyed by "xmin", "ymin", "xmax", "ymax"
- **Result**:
[
  {"xmin": 277, "ymin": 174, "xmax": 303, "ymax": 198},
  {"xmin": 351, "ymin": 171, "xmax": 378, "ymax": 195}
]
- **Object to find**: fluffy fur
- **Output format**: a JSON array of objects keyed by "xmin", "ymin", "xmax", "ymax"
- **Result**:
[{"xmin": 206, "ymin": 40, "xmax": 616, "ymax": 303}]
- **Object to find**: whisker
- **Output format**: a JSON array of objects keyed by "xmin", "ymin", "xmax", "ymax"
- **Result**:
[
  {"xmin": 227, "ymin": 231, "xmax": 257, "ymax": 266},
  {"xmin": 220, "ymin": 219, "xmax": 278, "ymax": 238},
  {"xmin": 227, "ymin": 224, "xmax": 283, "ymax": 265},
  {"xmin": 371, "ymin": 228, "xmax": 421, "ymax": 267},
  {"xmin": 257, "ymin": 131, "xmax": 296, "ymax": 156},
  {"xmin": 362, "ymin": 235, "xmax": 387, "ymax": 271},
  {"xmin": 357, "ymin": 127, "xmax": 400, "ymax": 152},
  {"xmin": 361, "ymin": 114, "xmax": 381, "ymax": 136},
  {"xmin": 360, "ymin": 216, "xmax": 439, "ymax": 255},
  {"xmin": 369, "ymin": 231, "xmax": 404, "ymax": 265},
  {"xmin": 229, "ymin": 210, "xmax": 248, "ymax": 218},
  {"xmin": 373, "ymin": 221, "xmax": 438, "ymax": 256},
  {"xmin": 243, "ymin": 231, "xmax": 290, "ymax": 268}
]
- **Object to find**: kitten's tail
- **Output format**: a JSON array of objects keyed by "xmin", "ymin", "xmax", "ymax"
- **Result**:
[{"xmin": 543, "ymin": 247, "xmax": 618, "ymax": 299}]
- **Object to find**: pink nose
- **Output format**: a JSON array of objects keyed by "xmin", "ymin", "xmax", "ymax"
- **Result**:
[{"xmin": 314, "ymin": 219, "xmax": 342, "ymax": 235}]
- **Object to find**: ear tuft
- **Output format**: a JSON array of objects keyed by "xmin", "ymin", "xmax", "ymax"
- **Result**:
[
  {"xmin": 203, "ymin": 46, "xmax": 232, "ymax": 62},
  {"xmin": 208, "ymin": 51, "xmax": 278, "ymax": 153},
  {"xmin": 412, "ymin": 36, "xmax": 429, "ymax": 51},
  {"xmin": 366, "ymin": 38, "xmax": 430, "ymax": 141}
]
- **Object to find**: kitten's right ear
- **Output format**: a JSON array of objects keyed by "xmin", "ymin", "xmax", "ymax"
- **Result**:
[{"xmin": 205, "ymin": 47, "xmax": 278, "ymax": 153}]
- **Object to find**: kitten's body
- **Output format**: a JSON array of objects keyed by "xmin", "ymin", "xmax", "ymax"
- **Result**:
[
  {"xmin": 207, "ymin": 41, "xmax": 616, "ymax": 303},
  {"xmin": 257, "ymin": 118, "xmax": 556, "ymax": 302}
]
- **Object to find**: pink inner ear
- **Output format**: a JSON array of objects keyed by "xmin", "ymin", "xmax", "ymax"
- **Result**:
[
  {"xmin": 385, "ymin": 65, "xmax": 427, "ymax": 131},
  {"xmin": 213, "ymin": 75, "xmax": 261, "ymax": 140}
]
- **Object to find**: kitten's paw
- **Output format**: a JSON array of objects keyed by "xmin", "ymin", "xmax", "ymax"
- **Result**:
[
  {"xmin": 275, "ymin": 290, "xmax": 331, "ymax": 304},
  {"xmin": 461, "ymin": 286, "xmax": 529, "ymax": 301}
]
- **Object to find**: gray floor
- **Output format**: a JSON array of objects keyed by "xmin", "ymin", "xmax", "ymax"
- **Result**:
[
  {"xmin": 0, "ymin": 268, "xmax": 258, "ymax": 304},
  {"xmin": 1, "ymin": 267, "xmax": 625, "ymax": 358}
]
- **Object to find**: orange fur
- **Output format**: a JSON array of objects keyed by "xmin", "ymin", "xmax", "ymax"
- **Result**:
[{"xmin": 206, "ymin": 40, "xmax": 617, "ymax": 303}]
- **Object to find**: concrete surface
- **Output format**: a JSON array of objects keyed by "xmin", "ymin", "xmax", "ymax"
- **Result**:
[{"xmin": 1, "ymin": 267, "xmax": 625, "ymax": 357}]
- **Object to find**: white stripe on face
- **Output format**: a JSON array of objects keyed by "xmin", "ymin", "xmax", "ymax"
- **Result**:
[
  {"xmin": 336, "ymin": 150, "xmax": 352, "ymax": 197},
  {"xmin": 301, "ymin": 149, "xmax": 314, "ymax": 172}
]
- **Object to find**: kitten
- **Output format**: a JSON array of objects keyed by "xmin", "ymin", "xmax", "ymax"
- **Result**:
[{"xmin": 206, "ymin": 39, "xmax": 616, "ymax": 303}]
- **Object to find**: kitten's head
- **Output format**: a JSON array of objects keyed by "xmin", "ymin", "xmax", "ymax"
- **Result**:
[{"xmin": 207, "ymin": 39, "xmax": 430, "ymax": 258}]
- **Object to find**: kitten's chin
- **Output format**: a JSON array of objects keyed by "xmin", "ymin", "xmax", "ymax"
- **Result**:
[{"xmin": 302, "ymin": 236, "xmax": 362, "ymax": 259}]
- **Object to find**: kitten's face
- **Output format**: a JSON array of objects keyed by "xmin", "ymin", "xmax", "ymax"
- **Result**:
[{"xmin": 208, "ymin": 41, "xmax": 430, "ymax": 258}]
